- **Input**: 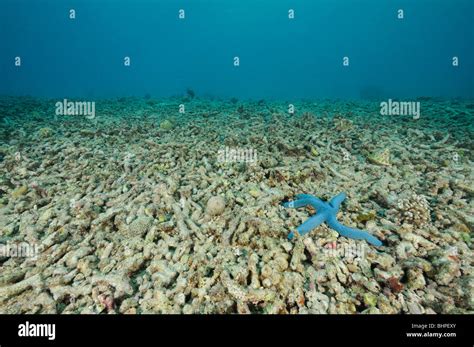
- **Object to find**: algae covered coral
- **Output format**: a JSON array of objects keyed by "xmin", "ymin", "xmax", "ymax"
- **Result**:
[{"xmin": 0, "ymin": 96, "xmax": 472, "ymax": 315}]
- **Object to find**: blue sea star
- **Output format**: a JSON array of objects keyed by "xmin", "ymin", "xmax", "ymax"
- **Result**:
[{"xmin": 282, "ymin": 193, "xmax": 383, "ymax": 247}]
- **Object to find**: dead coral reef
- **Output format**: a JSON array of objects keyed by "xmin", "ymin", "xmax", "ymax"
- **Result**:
[{"xmin": 0, "ymin": 97, "xmax": 472, "ymax": 314}]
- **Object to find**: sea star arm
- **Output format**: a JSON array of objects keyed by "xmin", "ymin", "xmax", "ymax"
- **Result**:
[
  {"xmin": 329, "ymin": 192, "xmax": 346, "ymax": 210},
  {"xmin": 281, "ymin": 197, "xmax": 316, "ymax": 209},
  {"xmin": 294, "ymin": 194, "xmax": 326, "ymax": 209},
  {"xmin": 288, "ymin": 212, "xmax": 327, "ymax": 240},
  {"xmin": 327, "ymin": 216, "xmax": 382, "ymax": 247}
]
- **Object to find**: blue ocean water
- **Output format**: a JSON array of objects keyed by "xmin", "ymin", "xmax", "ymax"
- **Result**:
[{"xmin": 1, "ymin": 0, "xmax": 473, "ymax": 99}]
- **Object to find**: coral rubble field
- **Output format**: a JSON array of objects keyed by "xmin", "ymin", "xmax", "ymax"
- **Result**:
[{"xmin": 0, "ymin": 96, "xmax": 472, "ymax": 314}]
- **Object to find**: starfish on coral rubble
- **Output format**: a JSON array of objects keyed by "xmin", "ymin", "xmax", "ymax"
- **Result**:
[{"xmin": 282, "ymin": 193, "xmax": 383, "ymax": 247}]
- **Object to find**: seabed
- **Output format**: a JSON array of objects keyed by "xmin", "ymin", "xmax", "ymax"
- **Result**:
[{"xmin": 0, "ymin": 95, "xmax": 472, "ymax": 314}]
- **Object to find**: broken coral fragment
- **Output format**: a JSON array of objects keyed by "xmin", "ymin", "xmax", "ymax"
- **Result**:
[
  {"xmin": 206, "ymin": 196, "xmax": 226, "ymax": 216},
  {"xmin": 367, "ymin": 148, "xmax": 391, "ymax": 166},
  {"xmin": 159, "ymin": 119, "xmax": 174, "ymax": 131}
]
